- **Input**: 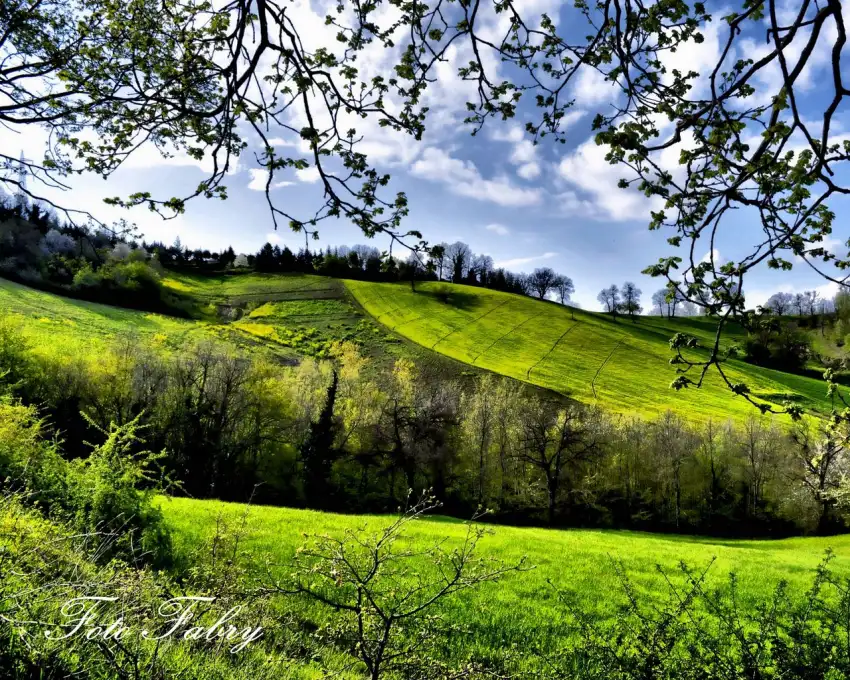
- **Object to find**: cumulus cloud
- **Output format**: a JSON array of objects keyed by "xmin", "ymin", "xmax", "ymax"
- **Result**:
[
  {"xmin": 295, "ymin": 167, "xmax": 321, "ymax": 183},
  {"xmin": 700, "ymin": 248, "xmax": 724, "ymax": 266},
  {"xmin": 557, "ymin": 139, "xmax": 663, "ymax": 221},
  {"xmin": 410, "ymin": 147, "xmax": 542, "ymax": 207},
  {"xmin": 485, "ymin": 223, "xmax": 510, "ymax": 236},
  {"xmin": 491, "ymin": 112, "xmax": 584, "ymax": 182},
  {"xmin": 573, "ymin": 68, "xmax": 617, "ymax": 105},
  {"xmin": 247, "ymin": 169, "xmax": 295, "ymax": 191}
]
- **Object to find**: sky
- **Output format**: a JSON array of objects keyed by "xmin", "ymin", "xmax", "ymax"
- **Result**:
[{"xmin": 4, "ymin": 0, "xmax": 850, "ymax": 311}]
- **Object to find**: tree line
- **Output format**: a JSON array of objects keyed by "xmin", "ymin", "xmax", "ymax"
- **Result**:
[
  {"xmin": 144, "ymin": 235, "xmax": 579, "ymax": 303},
  {"xmin": 1, "ymin": 314, "xmax": 847, "ymax": 537}
]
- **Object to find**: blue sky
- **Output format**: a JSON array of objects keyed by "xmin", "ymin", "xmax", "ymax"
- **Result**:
[{"xmin": 5, "ymin": 0, "xmax": 850, "ymax": 311}]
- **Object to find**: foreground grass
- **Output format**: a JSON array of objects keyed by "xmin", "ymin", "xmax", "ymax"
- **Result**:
[
  {"xmin": 345, "ymin": 280, "xmax": 833, "ymax": 422},
  {"xmin": 162, "ymin": 496, "xmax": 850, "ymax": 664}
]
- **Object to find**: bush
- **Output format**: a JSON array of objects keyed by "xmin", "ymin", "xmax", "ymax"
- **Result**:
[
  {"xmin": 547, "ymin": 553, "xmax": 850, "ymax": 679},
  {"xmin": 744, "ymin": 321, "xmax": 811, "ymax": 372},
  {"xmin": 0, "ymin": 392, "xmax": 172, "ymax": 566},
  {"xmin": 68, "ymin": 416, "xmax": 173, "ymax": 566},
  {"xmin": 0, "ymin": 493, "xmax": 282, "ymax": 680},
  {"xmin": 0, "ymin": 397, "xmax": 68, "ymax": 509}
]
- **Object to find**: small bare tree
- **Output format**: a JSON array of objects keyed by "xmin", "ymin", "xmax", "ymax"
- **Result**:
[{"xmin": 266, "ymin": 493, "xmax": 526, "ymax": 680}]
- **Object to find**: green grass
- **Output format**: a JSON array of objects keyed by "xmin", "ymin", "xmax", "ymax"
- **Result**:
[
  {"xmin": 2, "ymin": 272, "xmax": 838, "ymax": 423},
  {"xmin": 0, "ymin": 274, "xmax": 462, "ymax": 373},
  {"xmin": 0, "ymin": 277, "xmax": 211, "ymax": 357},
  {"xmin": 162, "ymin": 271, "xmax": 337, "ymax": 307},
  {"xmin": 345, "ymin": 280, "xmax": 835, "ymax": 422},
  {"xmin": 161, "ymin": 496, "xmax": 850, "ymax": 663}
]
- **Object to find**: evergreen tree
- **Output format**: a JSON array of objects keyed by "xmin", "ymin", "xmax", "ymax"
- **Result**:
[
  {"xmin": 299, "ymin": 371, "xmax": 339, "ymax": 507},
  {"xmin": 255, "ymin": 242, "xmax": 276, "ymax": 271}
]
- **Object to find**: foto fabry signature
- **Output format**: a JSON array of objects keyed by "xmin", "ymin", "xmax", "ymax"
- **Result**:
[{"xmin": 43, "ymin": 596, "xmax": 264, "ymax": 654}]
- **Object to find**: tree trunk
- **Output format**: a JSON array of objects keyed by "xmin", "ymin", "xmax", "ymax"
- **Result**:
[{"xmin": 546, "ymin": 473, "xmax": 559, "ymax": 525}]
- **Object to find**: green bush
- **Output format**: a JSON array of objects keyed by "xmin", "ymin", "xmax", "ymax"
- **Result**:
[
  {"xmin": 0, "ymin": 397, "xmax": 68, "ymax": 509},
  {"xmin": 0, "ymin": 393, "xmax": 172, "ymax": 566},
  {"xmin": 0, "ymin": 494, "xmax": 284, "ymax": 680},
  {"xmin": 548, "ymin": 554, "xmax": 850, "ymax": 679},
  {"xmin": 68, "ymin": 416, "xmax": 173, "ymax": 567}
]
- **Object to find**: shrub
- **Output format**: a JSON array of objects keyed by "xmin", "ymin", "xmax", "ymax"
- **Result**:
[
  {"xmin": 0, "ymin": 391, "xmax": 172, "ymax": 566},
  {"xmin": 0, "ymin": 397, "xmax": 68, "ymax": 509},
  {"xmin": 546, "ymin": 553, "xmax": 850, "ymax": 679},
  {"xmin": 67, "ymin": 416, "xmax": 173, "ymax": 566},
  {"xmin": 744, "ymin": 321, "xmax": 811, "ymax": 372}
]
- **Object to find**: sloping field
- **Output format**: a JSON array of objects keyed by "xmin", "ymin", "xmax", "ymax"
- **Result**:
[
  {"xmin": 345, "ymin": 280, "xmax": 833, "ymax": 422},
  {"xmin": 162, "ymin": 271, "xmax": 338, "ymax": 306},
  {"xmin": 0, "ymin": 276, "xmax": 305, "ymax": 363},
  {"xmin": 0, "ymin": 275, "xmax": 446, "ymax": 371},
  {"xmin": 0, "ymin": 277, "xmax": 211, "ymax": 356},
  {"xmin": 162, "ymin": 495, "xmax": 850, "ymax": 664},
  {"xmin": 2, "ymin": 274, "xmax": 834, "ymax": 423}
]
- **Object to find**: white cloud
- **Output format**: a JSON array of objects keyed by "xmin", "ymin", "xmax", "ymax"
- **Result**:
[
  {"xmin": 494, "ymin": 251, "xmax": 558, "ymax": 269},
  {"xmin": 701, "ymin": 248, "xmax": 724, "ymax": 266},
  {"xmin": 267, "ymin": 232, "xmax": 283, "ymax": 244},
  {"xmin": 491, "ymin": 112, "xmax": 584, "ymax": 182},
  {"xmin": 558, "ymin": 139, "xmax": 662, "ymax": 221},
  {"xmin": 517, "ymin": 162, "xmax": 541, "ymax": 180},
  {"xmin": 247, "ymin": 169, "xmax": 295, "ymax": 191},
  {"xmin": 295, "ymin": 167, "xmax": 321, "ymax": 183},
  {"xmin": 410, "ymin": 147, "xmax": 542, "ymax": 207},
  {"xmin": 659, "ymin": 19, "xmax": 723, "ymax": 97},
  {"xmin": 485, "ymin": 223, "xmax": 510, "ymax": 236},
  {"xmin": 266, "ymin": 137, "xmax": 301, "ymax": 148},
  {"xmin": 574, "ymin": 68, "xmax": 617, "ymax": 105}
]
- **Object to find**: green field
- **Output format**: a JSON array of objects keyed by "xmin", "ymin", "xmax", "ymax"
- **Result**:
[
  {"xmin": 0, "ymin": 274, "xmax": 410, "ymax": 368},
  {"xmin": 0, "ymin": 273, "xmax": 837, "ymax": 423},
  {"xmin": 345, "ymin": 280, "xmax": 833, "ymax": 422},
  {"xmin": 162, "ymin": 495, "xmax": 850, "ymax": 663}
]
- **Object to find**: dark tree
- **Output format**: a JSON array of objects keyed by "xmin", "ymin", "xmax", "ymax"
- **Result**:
[
  {"xmin": 619, "ymin": 282, "xmax": 643, "ymax": 321},
  {"xmin": 299, "ymin": 371, "xmax": 340, "ymax": 507},
  {"xmin": 553, "ymin": 275, "xmax": 575, "ymax": 305},
  {"xmin": 445, "ymin": 242, "xmax": 472, "ymax": 284},
  {"xmin": 529, "ymin": 267, "xmax": 559, "ymax": 299},
  {"xmin": 255, "ymin": 243, "xmax": 277, "ymax": 272},
  {"xmin": 429, "ymin": 244, "xmax": 446, "ymax": 281},
  {"xmin": 765, "ymin": 292, "xmax": 794, "ymax": 316},
  {"xmin": 597, "ymin": 285, "xmax": 620, "ymax": 315},
  {"xmin": 516, "ymin": 403, "xmax": 605, "ymax": 525}
]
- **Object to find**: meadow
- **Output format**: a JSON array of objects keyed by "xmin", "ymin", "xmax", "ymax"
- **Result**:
[
  {"xmin": 345, "ymin": 280, "xmax": 834, "ymax": 422},
  {"xmin": 2, "ymin": 272, "xmax": 837, "ymax": 424},
  {"xmin": 161, "ymin": 495, "xmax": 850, "ymax": 665},
  {"xmin": 0, "ymin": 274, "xmax": 399, "ymax": 366}
]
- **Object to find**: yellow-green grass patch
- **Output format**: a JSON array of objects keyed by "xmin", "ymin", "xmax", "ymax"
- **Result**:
[{"xmin": 345, "ymin": 280, "xmax": 833, "ymax": 423}]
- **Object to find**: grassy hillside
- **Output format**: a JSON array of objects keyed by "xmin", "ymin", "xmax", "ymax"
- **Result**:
[
  {"xmin": 0, "ymin": 274, "xmax": 469, "ymax": 375},
  {"xmin": 162, "ymin": 495, "xmax": 850, "ymax": 662},
  {"xmin": 2, "ymin": 272, "xmax": 836, "ymax": 423},
  {"xmin": 345, "ymin": 280, "xmax": 834, "ymax": 422}
]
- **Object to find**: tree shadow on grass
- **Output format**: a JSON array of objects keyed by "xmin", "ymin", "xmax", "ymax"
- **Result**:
[{"xmin": 418, "ymin": 284, "xmax": 483, "ymax": 311}]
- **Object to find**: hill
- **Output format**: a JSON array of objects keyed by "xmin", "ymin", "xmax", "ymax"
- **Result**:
[
  {"xmin": 1, "ymin": 273, "xmax": 835, "ymax": 423},
  {"xmin": 0, "ymin": 273, "xmax": 473, "ymax": 377},
  {"xmin": 161, "ymin": 495, "xmax": 850, "ymax": 664},
  {"xmin": 345, "ymin": 280, "xmax": 833, "ymax": 422}
]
